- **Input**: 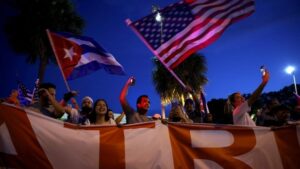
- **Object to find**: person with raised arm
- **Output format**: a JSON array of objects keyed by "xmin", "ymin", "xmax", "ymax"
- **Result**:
[
  {"xmin": 226, "ymin": 68, "xmax": 270, "ymax": 126},
  {"xmin": 120, "ymin": 76, "xmax": 151, "ymax": 124}
]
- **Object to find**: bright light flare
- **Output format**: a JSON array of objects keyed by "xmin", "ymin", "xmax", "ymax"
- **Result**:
[
  {"xmin": 285, "ymin": 66, "xmax": 295, "ymax": 75},
  {"xmin": 155, "ymin": 12, "xmax": 163, "ymax": 22}
]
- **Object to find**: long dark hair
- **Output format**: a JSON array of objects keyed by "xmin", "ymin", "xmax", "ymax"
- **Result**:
[
  {"xmin": 223, "ymin": 92, "xmax": 238, "ymax": 124},
  {"xmin": 89, "ymin": 99, "xmax": 110, "ymax": 123}
]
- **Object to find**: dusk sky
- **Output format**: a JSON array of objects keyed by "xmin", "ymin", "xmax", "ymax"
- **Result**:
[{"xmin": 1, "ymin": 0, "xmax": 300, "ymax": 116}]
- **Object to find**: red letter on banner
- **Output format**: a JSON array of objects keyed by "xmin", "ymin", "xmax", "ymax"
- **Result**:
[
  {"xmin": 0, "ymin": 105, "xmax": 53, "ymax": 169},
  {"xmin": 168, "ymin": 124, "xmax": 256, "ymax": 169},
  {"xmin": 273, "ymin": 125, "xmax": 300, "ymax": 169}
]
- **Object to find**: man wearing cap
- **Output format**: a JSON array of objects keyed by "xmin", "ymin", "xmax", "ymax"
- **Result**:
[{"xmin": 78, "ymin": 96, "xmax": 93, "ymax": 125}]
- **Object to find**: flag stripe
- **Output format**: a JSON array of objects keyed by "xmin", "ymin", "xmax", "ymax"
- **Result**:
[
  {"xmin": 128, "ymin": 0, "xmax": 254, "ymax": 69},
  {"xmin": 164, "ymin": 7, "xmax": 254, "ymax": 68},
  {"xmin": 17, "ymin": 81, "xmax": 33, "ymax": 106},
  {"xmin": 159, "ymin": 0, "xmax": 253, "ymax": 62},
  {"xmin": 76, "ymin": 52, "xmax": 123, "ymax": 67},
  {"xmin": 168, "ymin": 27, "xmax": 226, "ymax": 68},
  {"xmin": 189, "ymin": 0, "xmax": 216, "ymax": 8},
  {"xmin": 163, "ymin": 2, "xmax": 255, "ymax": 67},
  {"xmin": 167, "ymin": 27, "xmax": 227, "ymax": 68},
  {"xmin": 80, "ymin": 45, "xmax": 111, "ymax": 57},
  {"xmin": 47, "ymin": 30, "xmax": 125, "ymax": 80},
  {"xmin": 68, "ymin": 61, "xmax": 125, "ymax": 80}
]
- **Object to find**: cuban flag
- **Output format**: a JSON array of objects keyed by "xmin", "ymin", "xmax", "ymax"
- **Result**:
[{"xmin": 47, "ymin": 30, "xmax": 125, "ymax": 80}]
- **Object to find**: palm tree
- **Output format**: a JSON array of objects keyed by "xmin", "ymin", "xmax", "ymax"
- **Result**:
[
  {"xmin": 4, "ymin": 0, "xmax": 84, "ymax": 82},
  {"xmin": 152, "ymin": 53, "xmax": 208, "ymax": 105}
]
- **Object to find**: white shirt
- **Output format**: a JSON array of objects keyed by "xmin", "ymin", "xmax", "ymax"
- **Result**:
[{"xmin": 233, "ymin": 101, "xmax": 256, "ymax": 126}]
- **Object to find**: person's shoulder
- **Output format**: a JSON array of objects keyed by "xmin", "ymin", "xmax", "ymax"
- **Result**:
[
  {"xmin": 132, "ymin": 111, "xmax": 141, "ymax": 117},
  {"xmin": 237, "ymin": 101, "xmax": 250, "ymax": 109},
  {"xmin": 124, "ymin": 105, "xmax": 135, "ymax": 115},
  {"xmin": 25, "ymin": 103, "xmax": 42, "ymax": 114},
  {"xmin": 233, "ymin": 101, "xmax": 250, "ymax": 116}
]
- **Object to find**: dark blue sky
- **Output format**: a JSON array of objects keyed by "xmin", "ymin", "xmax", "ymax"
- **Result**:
[{"xmin": 1, "ymin": 0, "xmax": 300, "ymax": 115}]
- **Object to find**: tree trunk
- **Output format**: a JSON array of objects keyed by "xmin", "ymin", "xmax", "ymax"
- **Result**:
[
  {"xmin": 38, "ymin": 57, "xmax": 47, "ymax": 83},
  {"xmin": 37, "ymin": 38, "xmax": 47, "ymax": 83}
]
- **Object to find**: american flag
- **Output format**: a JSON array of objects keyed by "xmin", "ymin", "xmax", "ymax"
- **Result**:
[
  {"xmin": 128, "ymin": 0, "xmax": 255, "ymax": 69},
  {"xmin": 31, "ymin": 78, "xmax": 40, "ymax": 103},
  {"xmin": 199, "ymin": 88, "xmax": 209, "ymax": 114},
  {"xmin": 17, "ymin": 81, "xmax": 33, "ymax": 106}
]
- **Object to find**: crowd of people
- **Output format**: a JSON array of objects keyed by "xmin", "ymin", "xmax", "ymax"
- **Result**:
[{"xmin": 1, "ymin": 68, "xmax": 300, "ymax": 127}]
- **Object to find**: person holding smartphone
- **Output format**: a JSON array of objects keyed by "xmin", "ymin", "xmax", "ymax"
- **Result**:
[
  {"xmin": 226, "ymin": 67, "xmax": 270, "ymax": 126},
  {"xmin": 29, "ymin": 82, "xmax": 65, "ymax": 118},
  {"xmin": 119, "ymin": 76, "xmax": 152, "ymax": 124}
]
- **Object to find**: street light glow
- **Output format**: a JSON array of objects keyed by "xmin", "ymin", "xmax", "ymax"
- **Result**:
[
  {"xmin": 285, "ymin": 66, "xmax": 295, "ymax": 75},
  {"xmin": 155, "ymin": 12, "xmax": 163, "ymax": 22},
  {"xmin": 152, "ymin": 5, "xmax": 163, "ymax": 22},
  {"xmin": 285, "ymin": 65, "xmax": 298, "ymax": 95}
]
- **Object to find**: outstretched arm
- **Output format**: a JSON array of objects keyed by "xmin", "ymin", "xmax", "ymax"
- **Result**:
[
  {"xmin": 248, "ymin": 69, "xmax": 270, "ymax": 106},
  {"xmin": 119, "ymin": 77, "xmax": 135, "ymax": 114}
]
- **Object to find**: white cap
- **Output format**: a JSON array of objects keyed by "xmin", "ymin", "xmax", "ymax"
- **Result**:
[{"xmin": 82, "ymin": 96, "xmax": 93, "ymax": 103}]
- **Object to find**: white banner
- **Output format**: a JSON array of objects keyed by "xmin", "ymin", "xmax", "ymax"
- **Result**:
[{"xmin": 1, "ymin": 104, "xmax": 300, "ymax": 169}]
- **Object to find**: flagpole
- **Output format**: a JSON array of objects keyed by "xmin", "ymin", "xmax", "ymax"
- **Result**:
[
  {"xmin": 200, "ymin": 87, "xmax": 210, "ymax": 114},
  {"xmin": 126, "ymin": 19, "xmax": 186, "ymax": 89},
  {"xmin": 46, "ymin": 29, "xmax": 71, "ymax": 92},
  {"xmin": 30, "ymin": 78, "xmax": 39, "ymax": 104},
  {"xmin": 161, "ymin": 99, "xmax": 166, "ymax": 119}
]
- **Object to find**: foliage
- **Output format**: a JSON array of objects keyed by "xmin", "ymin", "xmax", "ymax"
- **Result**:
[
  {"xmin": 4, "ymin": 0, "xmax": 84, "ymax": 81},
  {"xmin": 152, "ymin": 53, "xmax": 207, "ymax": 105}
]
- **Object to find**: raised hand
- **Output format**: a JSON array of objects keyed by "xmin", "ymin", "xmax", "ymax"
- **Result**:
[{"xmin": 262, "ymin": 68, "xmax": 270, "ymax": 85}]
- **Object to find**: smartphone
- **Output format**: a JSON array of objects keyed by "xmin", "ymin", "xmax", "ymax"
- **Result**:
[
  {"xmin": 130, "ymin": 77, "xmax": 136, "ymax": 85},
  {"xmin": 260, "ymin": 66, "xmax": 266, "ymax": 76}
]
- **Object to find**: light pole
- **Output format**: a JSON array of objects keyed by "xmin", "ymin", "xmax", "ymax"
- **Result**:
[
  {"xmin": 285, "ymin": 66, "xmax": 298, "ymax": 95},
  {"xmin": 152, "ymin": 5, "xmax": 164, "ymax": 44},
  {"xmin": 153, "ymin": 5, "xmax": 166, "ymax": 119}
]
